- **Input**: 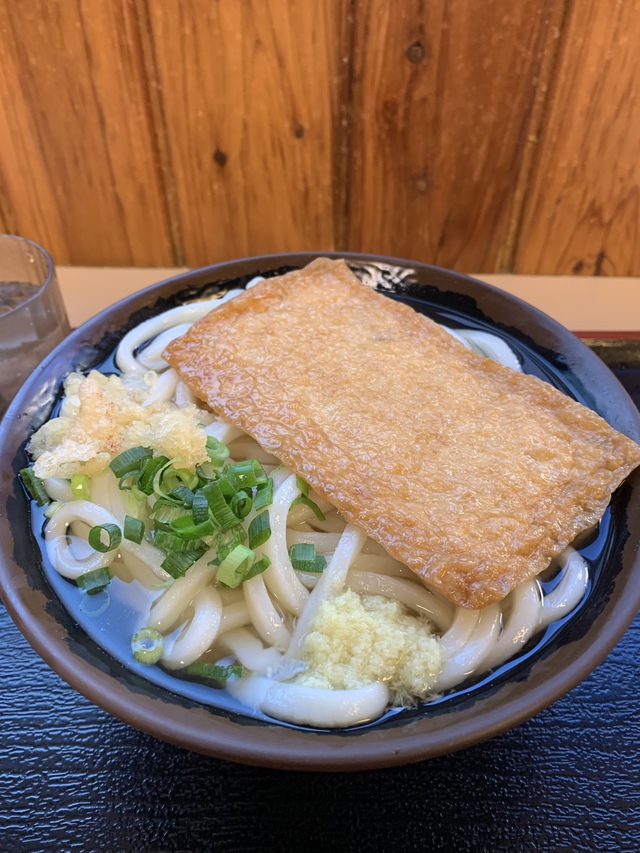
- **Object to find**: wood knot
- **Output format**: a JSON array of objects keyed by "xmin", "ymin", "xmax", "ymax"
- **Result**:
[
  {"xmin": 406, "ymin": 41, "xmax": 425, "ymax": 64},
  {"xmin": 293, "ymin": 123, "xmax": 305, "ymax": 139},
  {"xmin": 213, "ymin": 148, "xmax": 228, "ymax": 167}
]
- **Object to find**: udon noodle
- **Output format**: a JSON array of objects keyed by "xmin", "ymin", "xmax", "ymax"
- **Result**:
[{"xmin": 28, "ymin": 275, "xmax": 589, "ymax": 729}]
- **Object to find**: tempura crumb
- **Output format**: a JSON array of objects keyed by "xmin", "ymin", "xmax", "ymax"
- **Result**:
[
  {"xmin": 29, "ymin": 370, "xmax": 211, "ymax": 479},
  {"xmin": 296, "ymin": 589, "xmax": 443, "ymax": 703}
]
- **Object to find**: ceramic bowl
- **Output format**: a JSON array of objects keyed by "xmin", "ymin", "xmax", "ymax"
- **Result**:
[{"xmin": 1, "ymin": 252, "xmax": 639, "ymax": 771}]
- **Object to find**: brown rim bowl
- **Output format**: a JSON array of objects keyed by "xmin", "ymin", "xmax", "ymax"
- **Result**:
[{"xmin": 1, "ymin": 251, "xmax": 639, "ymax": 771}]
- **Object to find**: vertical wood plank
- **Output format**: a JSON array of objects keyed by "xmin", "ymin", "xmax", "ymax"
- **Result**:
[
  {"xmin": 347, "ymin": 0, "xmax": 566, "ymax": 272},
  {"xmin": 0, "ymin": 0, "xmax": 174, "ymax": 265},
  {"xmin": 145, "ymin": 0, "xmax": 344, "ymax": 266},
  {"xmin": 515, "ymin": 0, "xmax": 640, "ymax": 276}
]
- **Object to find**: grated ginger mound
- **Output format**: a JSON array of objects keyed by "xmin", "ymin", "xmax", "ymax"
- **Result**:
[
  {"xmin": 296, "ymin": 589, "xmax": 443, "ymax": 703},
  {"xmin": 29, "ymin": 370, "xmax": 212, "ymax": 479}
]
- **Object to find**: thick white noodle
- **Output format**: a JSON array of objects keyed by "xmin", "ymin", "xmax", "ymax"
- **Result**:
[
  {"xmin": 204, "ymin": 420, "xmax": 244, "ymax": 445},
  {"xmin": 220, "ymin": 601, "xmax": 251, "ymax": 633},
  {"xmin": 142, "ymin": 368, "xmax": 179, "ymax": 406},
  {"xmin": 227, "ymin": 672, "xmax": 389, "ymax": 729},
  {"xmin": 115, "ymin": 289, "xmax": 244, "ymax": 373},
  {"xmin": 137, "ymin": 323, "xmax": 192, "ymax": 372},
  {"xmin": 259, "ymin": 475, "xmax": 310, "ymax": 616},
  {"xmin": 219, "ymin": 628, "xmax": 284, "ymax": 675},
  {"xmin": 147, "ymin": 555, "xmax": 216, "ymax": 633},
  {"xmin": 538, "ymin": 548, "xmax": 589, "ymax": 629},
  {"xmin": 347, "ymin": 570, "xmax": 453, "ymax": 632},
  {"xmin": 436, "ymin": 604, "xmax": 502, "ymax": 690},
  {"xmin": 43, "ymin": 477, "xmax": 73, "ymax": 503},
  {"xmin": 174, "ymin": 381, "xmax": 197, "ymax": 408},
  {"xmin": 480, "ymin": 581, "xmax": 541, "ymax": 672},
  {"xmin": 242, "ymin": 574, "xmax": 291, "ymax": 649},
  {"xmin": 162, "ymin": 587, "xmax": 223, "ymax": 669}
]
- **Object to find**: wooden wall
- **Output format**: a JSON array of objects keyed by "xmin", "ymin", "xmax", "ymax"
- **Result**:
[{"xmin": 0, "ymin": 0, "xmax": 637, "ymax": 275}]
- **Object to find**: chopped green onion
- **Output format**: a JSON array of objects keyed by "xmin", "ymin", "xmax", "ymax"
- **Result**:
[
  {"xmin": 123, "ymin": 515, "xmax": 145, "ymax": 544},
  {"xmin": 201, "ymin": 480, "xmax": 238, "ymax": 528},
  {"xmin": 230, "ymin": 489, "xmax": 253, "ymax": 520},
  {"xmin": 288, "ymin": 542, "xmax": 327, "ymax": 573},
  {"xmin": 295, "ymin": 475, "xmax": 310, "ymax": 497},
  {"xmin": 229, "ymin": 459, "xmax": 267, "ymax": 489},
  {"xmin": 172, "ymin": 466, "xmax": 199, "ymax": 491},
  {"xmin": 152, "ymin": 503, "xmax": 191, "ymax": 526},
  {"xmin": 168, "ymin": 515, "xmax": 217, "ymax": 540},
  {"xmin": 19, "ymin": 467, "xmax": 49, "ymax": 506},
  {"xmin": 243, "ymin": 554, "xmax": 271, "ymax": 581},
  {"xmin": 167, "ymin": 486, "xmax": 194, "ymax": 507},
  {"xmin": 216, "ymin": 474, "xmax": 236, "ymax": 500},
  {"xmin": 109, "ymin": 446, "xmax": 152, "ymax": 478},
  {"xmin": 216, "ymin": 544, "xmax": 255, "ymax": 588},
  {"xmin": 254, "ymin": 477, "xmax": 274, "ymax": 509},
  {"xmin": 153, "ymin": 529, "xmax": 204, "ymax": 553},
  {"xmin": 210, "ymin": 528, "xmax": 246, "ymax": 564},
  {"xmin": 88, "ymin": 523, "xmax": 122, "ymax": 553},
  {"xmin": 186, "ymin": 661, "xmax": 243, "ymax": 680},
  {"xmin": 248, "ymin": 511, "xmax": 271, "ymax": 549},
  {"xmin": 71, "ymin": 473, "xmax": 91, "ymax": 501},
  {"xmin": 152, "ymin": 461, "xmax": 202, "ymax": 506},
  {"xmin": 205, "ymin": 435, "xmax": 230, "ymax": 466},
  {"xmin": 191, "ymin": 490, "xmax": 211, "ymax": 524},
  {"xmin": 43, "ymin": 500, "xmax": 62, "ymax": 518},
  {"xmin": 131, "ymin": 627, "xmax": 163, "ymax": 664},
  {"xmin": 291, "ymin": 495, "xmax": 326, "ymax": 521},
  {"xmin": 137, "ymin": 455, "xmax": 169, "ymax": 494},
  {"xmin": 161, "ymin": 548, "xmax": 205, "ymax": 579},
  {"xmin": 77, "ymin": 567, "xmax": 112, "ymax": 595}
]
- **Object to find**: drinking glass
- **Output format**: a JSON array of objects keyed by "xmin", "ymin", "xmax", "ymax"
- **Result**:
[{"xmin": 0, "ymin": 235, "xmax": 70, "ymax": 418}]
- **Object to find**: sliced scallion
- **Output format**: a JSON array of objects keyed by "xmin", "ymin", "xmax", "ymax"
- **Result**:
[
  {"xmin": 191, "ymin": 490, "xmax": 211, "ymax": 525},
  {"xmin": 88, "ymin": 523, "xmax": 122, "ymax": 553},
  {"xmin": 248, "ymin": 511, "xmax": 271, "ymax": 549},
  {"xmin": 77, "ymin": 567, "xmax": 112, "ymax": 595},
  {"xmin": 43, "ymin": 500, "xmax": 62, "ymax": 518},
  {"xmin": 288, "ymin": 542, "xmax": 327, "ymax": 573},
  {"xmin": 172, "ymin": 466, "xmax": 199, "ymax": 491},
  {"xmin": 201, "ymin": 480, "xmax": 238, "ymax": 529},
  {"xmin": 167, "ymin": 486, "xmax": 194, "ymax": 507},
  {"xmin": 295, "ymin": 475, "xmax": 310, "ymax": 497},
  {"xmin": 109, "ymin": 446, "xmax": 152, "ymax": 478},
  {"xmin": 131, "ymin": 626, "xmax": 163, "ymax": 665},
  {"xmin": 216, "ymin": 544, "xmax": 255, "ymax": 588},
  {"xmin": 230, "ymin": 489, "xmax": 253, "ymax": 520},
  {"xmin": 123, "ymin": 515, "xmax": 145, "ymax": 544},
  {"xmin": 19, "ymin": 467, "xmax": 49, "ymax": 507},
  {"xmin": 71, "ymin": 473, "xmax": 91, "ymax": 501},
  {"xmin": 243, "ymin": 554, "xmax": 271, "ymax": 581},
  {"xmin": 153, "ymin": 529, "xmax": 203, "ymax": 553},
  {"xmin": 205, "ymin": 435, "xmax": 230, "ymax": 466},
  {"xmin": 229, "ymin": 459, "xmax": 267, "ymax": 489},
  {"xmin": 137, "ymin": 455, "xmax": 169, "ymax": 495},
  {"xmin": 168, "ymin": 515, "xmax": 217, "ymax": 541},
  {"xmin": 161, "ymin": 548, "xmax": 205, "ymax": 579},
  {"xmin": 186, "ymin": 661, "xmax": 243, "ymax": 680},
  {"xmin": 291, "ymin": 495, "xmax": 326, "ymax": 521},
  {"xmin": 254, "ymin": 477, "xmax": 274, "ymax": 510}
]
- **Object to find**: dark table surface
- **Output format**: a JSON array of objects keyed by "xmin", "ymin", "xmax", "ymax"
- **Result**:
[{"xmin": 1, "ymin": 353, "xmax": 639, "ymax": 853}]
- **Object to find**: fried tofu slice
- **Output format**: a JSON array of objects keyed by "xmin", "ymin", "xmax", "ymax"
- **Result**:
[{"xmin": 164, "ymin": 258, "xmax": 640, "ymax": 609}]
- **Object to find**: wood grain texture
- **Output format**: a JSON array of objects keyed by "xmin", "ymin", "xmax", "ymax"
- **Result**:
[
  {"xmin": 0, "ymin": 0, "xmax": 174, "ymax": 265},
  {"xmin": 145, "ymin": 0, "xmax": 345, "ymax": 266},
  {"xmin": 515, "ymin": 0, "xmax": 640, "ymax": 275},
  {"xmin": 346, "ymin": 0, "xmax": 566, "ymax": 272}
]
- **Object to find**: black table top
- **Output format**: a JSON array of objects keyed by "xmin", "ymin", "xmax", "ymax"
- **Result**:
[{"xmin": 2, "ymin": 355, "xmax": 639, "ymax": 853}]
